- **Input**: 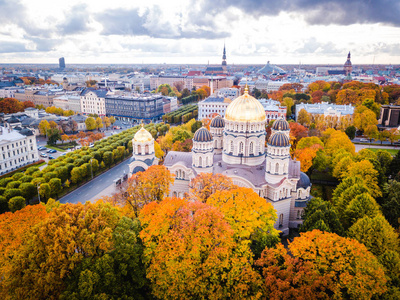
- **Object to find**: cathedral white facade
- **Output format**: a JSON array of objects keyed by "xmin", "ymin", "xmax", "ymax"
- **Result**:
[{"xmin": 129, "ymin": 87, "xmax": 311, "ymax": 235}]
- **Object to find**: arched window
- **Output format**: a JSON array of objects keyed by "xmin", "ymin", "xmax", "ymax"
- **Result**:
[
  {"xmin": 230, "ymin": 141, "xmax": 234, "ymax": 154},
  {"xmin": 173, "ymin": 191, "xmax": 177, "ymax": 197},
  {"xmin": 179, "ymin": 170, "xmax": 182, "ymax": 178},
  {"xmin": 145, "ymin": 144, "xmax": 149, "ymax": 154},
  {"xmin": 205, "ymin": 156, "xmax": 208, "ymax": 166},
  {"xmin": 182, "ymin": 171, "xmax": 185, "ymax": 179},
  {"xmin": 175, "ymin": 171, "xmax": 178, "ymax": 178},
  {"xmin": 279, "ymin": 214, "xmax": 283, "ymax": 227},
  {"xmin": 241, "ymin": 125, "xmax": 244, "ymax": 131},
  {"xmin": 137, "ymin": 145, "xmax": 141, "ymax": 154},
  {"xmin": 239, "ymin": 142, "xmax": 244, "ymax": 154},
  {"xmin": 249, "ymin": 142, "xmax": 254, "ymax": 155},
  {"xmin": 199, "ymin": 156, "xmax": 202, "ymax": 167},
  {"xmin": 275, "ymin": 163, "xmax": 279, "ymax": 174}
]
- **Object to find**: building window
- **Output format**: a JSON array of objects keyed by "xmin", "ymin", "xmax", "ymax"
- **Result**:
[
  {"xmin": 230, "ymin": 141, "xmax": 234, "ymax": 154},
  {"xmin": 275, "ymin": 163, "xmax": 279, "ymax": 174},
  {"xmin": 199, "ymin": 156, "xmax": 202, "ymax": 167},
  {"xmin": 279, "ymin": 214, "xmax": 283, "ymax": 227},
  {"xmin": 249, "ymin": 142, "xmax": 254, "ymax": 155},
  {"xmin": 297, "ymin": 210, "xmax": 301, "ymax": 219},
  {"xmin": 239, "ymin": 142, "xmax": 244, "ymax": 155}
]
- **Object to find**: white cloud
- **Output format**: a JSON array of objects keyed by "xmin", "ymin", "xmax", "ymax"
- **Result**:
[{"xmin": 0, "ymin": 0, "xmax": 399, "ymax": 64}]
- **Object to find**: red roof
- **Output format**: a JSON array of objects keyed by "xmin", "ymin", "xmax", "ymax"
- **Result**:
[{"xmin": 187, "ymin": 71, "xmax": 202, "ymax": 76}]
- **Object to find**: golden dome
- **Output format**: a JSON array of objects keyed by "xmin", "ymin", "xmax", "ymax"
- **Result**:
[
  {"xmin": 133, "ymin": 124, "xmax": 153, "ymax": 142},
  {"xmin": 225, "ymin": 86, "xmax": 266, "ymax": 122}
]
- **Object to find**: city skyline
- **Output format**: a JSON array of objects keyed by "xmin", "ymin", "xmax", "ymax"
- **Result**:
[{"xmin": 0, "ymin": 0, "xmax": 399, "ymax": 65}]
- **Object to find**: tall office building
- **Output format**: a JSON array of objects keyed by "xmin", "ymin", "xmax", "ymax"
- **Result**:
[{"xmin": 59, "ymin": 57, "xmax": 66, "ymax": 69}]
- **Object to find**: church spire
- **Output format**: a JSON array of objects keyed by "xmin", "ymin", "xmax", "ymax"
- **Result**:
[{"xmin": 222, "ymin": 43, "xmax": 227, "ymax": 66}]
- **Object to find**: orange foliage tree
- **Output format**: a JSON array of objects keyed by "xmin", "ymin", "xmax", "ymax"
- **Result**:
[
  {"xmin": 256, "ymin": 243, "xmax": 334, "ymax": 299},
  {"xmin": 0, "ymin": 204, "xmax": 48, "ymax": 295},
  {"xmin": 116, "ymin": 165, "xmax": 174, "ymax": 217},
  {"xmin": 188, "ymin": 173, "xmax": 237, "ymax": 202},
  {"xmin": 140, "ymin": 198, "xmax": 262, "ymax": 299},
  {"xmin": 294, "ymin": 136, "xmax": 324, "ymax": 173},
  {"xmin": 289, "ymin": 230, "xmax": 387, "ymax": 299},
  {"xmin": 1, "ymin": 202, "xmax": 122, "ymax": 299}
]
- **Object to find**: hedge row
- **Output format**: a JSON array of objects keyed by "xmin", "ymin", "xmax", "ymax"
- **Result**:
[
  {"xmin": 0, "ymin": 125, "xmax": 146, "ymax": 213},
  {"xmin": 162, "ymin": 105, "xmax": 198, "ymax": 124},
  {"xmin": 181, "ymin": 94, "xmax": 200, "ymax": 105}
]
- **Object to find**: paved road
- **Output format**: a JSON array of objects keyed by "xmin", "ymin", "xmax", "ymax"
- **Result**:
[
  {"xmin": 354, "ymin": 144, "xmax": 399, "ymax": 152},
  {"xmin": 59, "ymin": 160, "xmax": 130, "ymax": 204}
]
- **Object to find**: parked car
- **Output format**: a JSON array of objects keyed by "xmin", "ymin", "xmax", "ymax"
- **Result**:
[
  {"xmin": 40, "ymin": 153, "xmax": 47, "ymax": 158},
  {"xmin": 47, "ymin": 149, "xmax": 57, "ymax": 153},
  {"xmin": 359, "ymin": 138, "xmax": 368, "ymax": 142},
  {"xmin": 89, "ymin": 143, "xmax": 94, "ymax": 148},
  {"xmin": 60, "ymin": 153, "xmax": 67, "ymax": 156},
  {"xmin": 38, "ymin": 146, "xmax": 47, "ymax": 151},
  {"xmin": 48, "ymin": 156, "xmax": 55, "ymax": 160}
]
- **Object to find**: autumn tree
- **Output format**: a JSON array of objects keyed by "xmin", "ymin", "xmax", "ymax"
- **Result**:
[
  {"xmin": 289, "ymin": 122, "xmax": 308, "ymax": 149},
  {"xmin": 61, "ymin": 134, "xmax": 69, "ymax": 144},
  {"xmin": 60, "ymin": 217, "xmax": 149, "ymax": 299},
  {"xmin": 188, "ymin": 173, "xmax": 237, "ymax": 202},
  {"xmin": 0, "ymin": 205, "xmax": 48, "ymax": 297},
  {"xmin": 102, "ymin": 116, "xmax": 111, "ymax": 128},
  {"xmin": 109, "ymin": 116, "xmax": 116, "ymax": 125},
  {"xmin": 256, "ymin": 243, "xmax": 334, "ymax": 300},
  {"xmin": 344, "ymin": 159, "xmax": 382, "ymax": 197},
  {"xmin": 85, "ymin": 117, "xmax": 96, "ymax": 131},
  {"xmin": 95, "ymin": 117, "xmax": 103, "ymax": 130},
  {"xmin": 118, "ymin": 165, "xmax": 174, "ymax": 217},
  {"xmin": 282, "ymin": 97, "xmax": 294, "ymax": 116},
  {"xmin": 140, "ymin": 198, "xmax": 262, "ymax": 299},
  {"xmin": 289, "ymin": 230, "xmax": 387, "ymax": 299},
  {"xmin": 353, "ymin": 106, "xmax": 378, "ymax": 132},
  {"xmin": 297, "ymin": 109, "xmax": 311, "ymax": 126},
  {"xmin": 38, "ymin": 119, "xmax": 50, "ymax": 136},
  {"xmin": 207, "ymin": 187, "xmax": 280, "ymax": 257},
  {"xmin": 0, "ymin": 98, "xmax": 24, "ymax": 113},
  {"xmin": 294, "ymin": 136, "xmax": 324, "ymax": 173},
  {"xmin": 2, "ymin": 202, "xmax": 122, "ymax": 299},
  {"xmin": 335, "ymin": 89, "xmax": 359, "ymax": 105}
]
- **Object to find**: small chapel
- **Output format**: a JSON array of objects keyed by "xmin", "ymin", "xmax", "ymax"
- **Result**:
[{"xmin": 129, "ymin": 86, "xmax": 311, "ymax": 235}]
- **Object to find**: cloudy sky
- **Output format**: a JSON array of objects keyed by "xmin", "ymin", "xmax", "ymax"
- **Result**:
[{"xmin": 0, "ymin": 0, "xmax": 399, "ymax": 65}]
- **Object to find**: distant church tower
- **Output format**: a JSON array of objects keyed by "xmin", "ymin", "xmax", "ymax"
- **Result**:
[
  {"xmin": 344, "ymin": 52, "xmax": 352, "ymax": 75},
  {"xmin": 222, "ymin": 44, "xmax": 227, "ymax": 66}
]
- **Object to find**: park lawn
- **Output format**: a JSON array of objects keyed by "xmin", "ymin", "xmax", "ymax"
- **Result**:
[{"xmin": 366, "ymin": 148, "xmax": 399, "ymax": 156}]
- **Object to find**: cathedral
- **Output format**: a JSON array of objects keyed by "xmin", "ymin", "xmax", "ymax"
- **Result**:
[{"xmin": 129, "ymin": 87, "xmax": 311, "ymax": 235}]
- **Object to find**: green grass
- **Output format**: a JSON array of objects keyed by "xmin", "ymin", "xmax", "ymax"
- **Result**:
[
  {"xmin": 365, "ymin": 148, "xmax": 399, "ymax": 156},
  {"xmin": 45, "ymin": 145, "xmax": 66, "ymax": 152}
]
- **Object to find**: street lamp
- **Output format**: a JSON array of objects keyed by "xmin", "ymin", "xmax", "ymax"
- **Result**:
[
  {"xmin": 37, "ymin": 182, "xmax": 41, "ymax": 203},
  {"xmin": 90, "ymin": 158, "xmax": 93, "ymax": 179}
]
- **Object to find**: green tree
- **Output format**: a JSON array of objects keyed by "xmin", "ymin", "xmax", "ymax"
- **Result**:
[
  {"xmin": 345, "ymin": 125, "xmax": 356, "ymax": 140},
  {"xmin": 382, "ymin": 180, "xmax": 400, "ymax": 228},
  {"xmin": 342, "ymin": 193, "xmax": 380, "ymax": 230},
  {"xmin": 19, "ymin": 183, "xmax": 36, "ymax": 201},
  {"xmin": 85, "ymin": 117, "xmax": 96, "ymax": 131},
  {"xmin": 38, "ymin": 183, "xmax": 51, "ymax": 201},
  {"xmin": 300, "ymin": 197, "xmax": 344, "ymax": 235},
  {"xmin": 4, "ymin": 189, "xmax": 23, "ymax": 200},
  {"xmin": 49, "ymin": 178, "xmax": 62, "ymax": 198},
  {"xmin": 8, "ymin": 196, "xmax": 26, "ymax": 212},
  {"xmin": 47, "ymin": 128, "xmax": 61, "ymax": 145},
  {"xmin": 102, "ymin": 151, "xmax": 113, "ymax": 168},
  {"xmin": 0, "ymin": 195, "xmax": 8, "ymax": 213},
  {"xmin": 70, "ymin": 167, "xmax": 85, "ymax": 184}
]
